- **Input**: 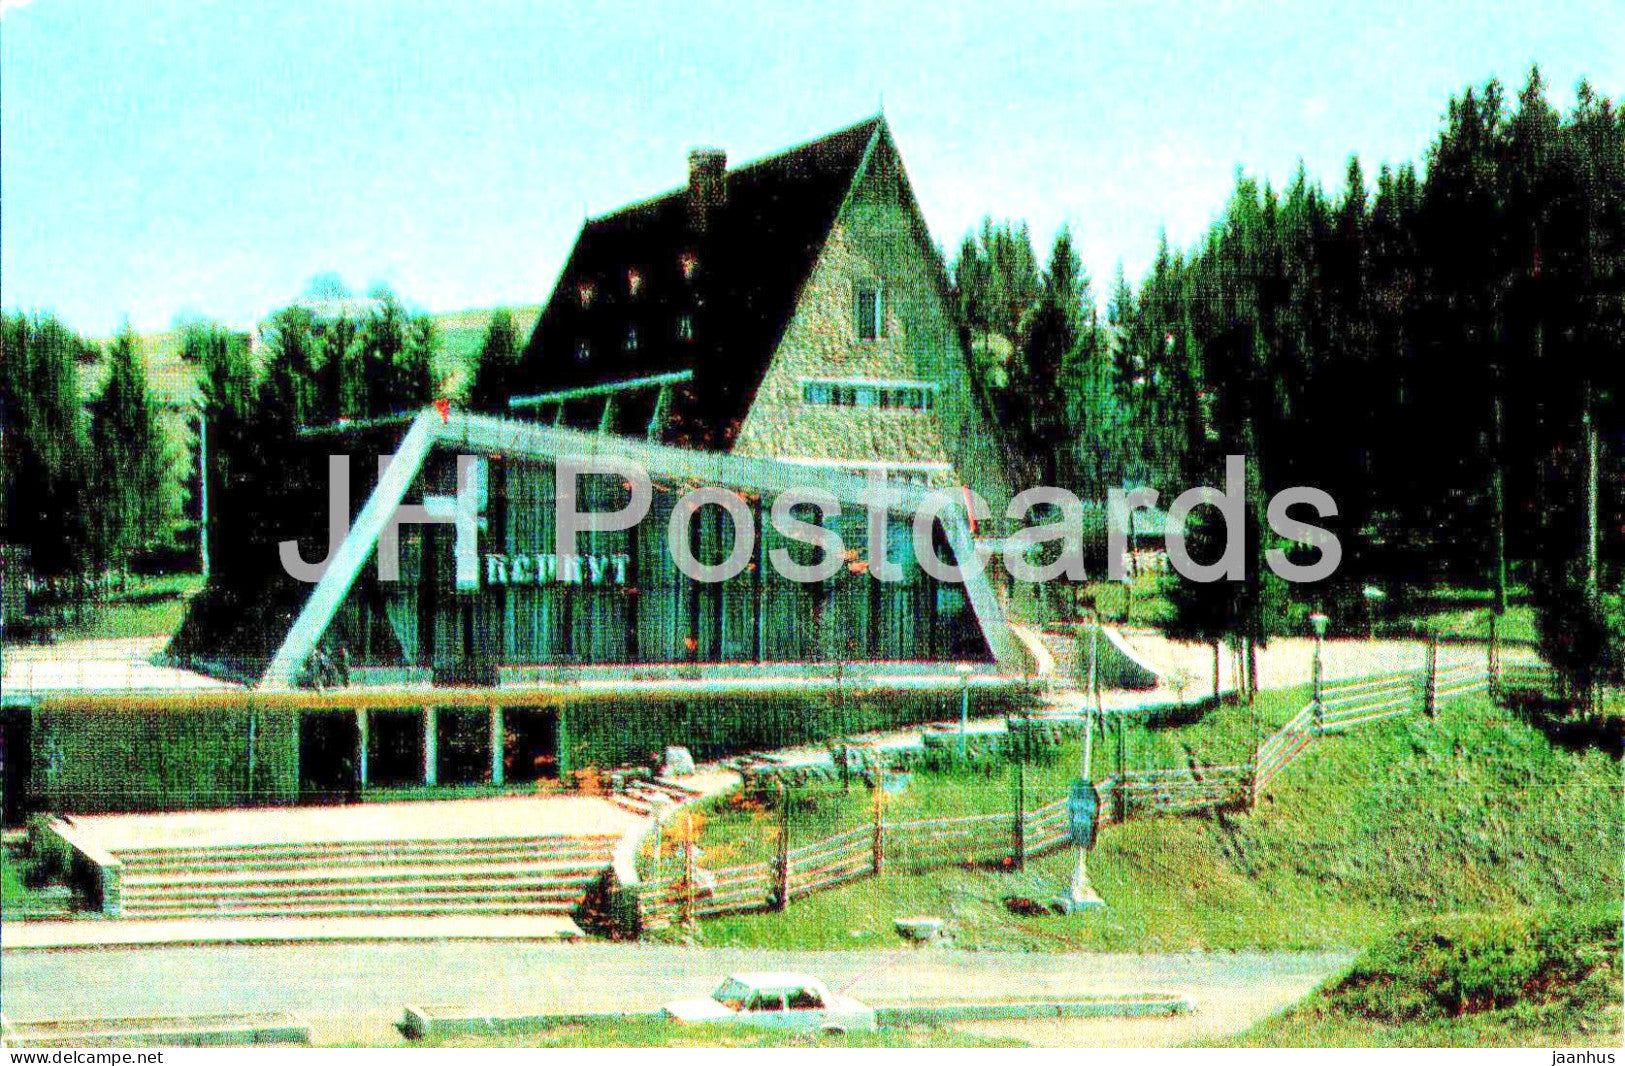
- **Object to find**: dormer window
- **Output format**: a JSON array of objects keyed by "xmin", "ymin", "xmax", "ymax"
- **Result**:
[
  {"xmin": 578, "ymin": 282, "xmax": 596, "ymax": 308},
  {"xmin": 679, "ymin": 252, "xmax": 698, "ymax": 280},
  {"xmin": 855, "ymin": 286, "xmax": 881, "ymax": 341},
  {"xmin": 627, "ymin": 269, "xmax": 644, "ymax": 296},
  {"xmin": 624, "ymin": 325, "xmax": 640, "ymax": 353},
  {"xmin": 676, "ymin": 314, "xmax": 694, "ymax": 342}
]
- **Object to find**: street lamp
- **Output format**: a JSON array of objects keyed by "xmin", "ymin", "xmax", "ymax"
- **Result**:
[
  {"xmin": 955, "ymin": 662, "xmax": 974, "ymax": 758},
  {"xmin": 1362, "ymin": 585, "xmax": 1386, "ymax": 639}
]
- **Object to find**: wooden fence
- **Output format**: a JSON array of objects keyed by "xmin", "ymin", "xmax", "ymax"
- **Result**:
[
  {"xmin": 634, "ymin": 641, "xmax": 1532, "ymax": 933},
  {"xmin": 1250, "ymin": 643, "xmax": 1505, "ymax": 800}
]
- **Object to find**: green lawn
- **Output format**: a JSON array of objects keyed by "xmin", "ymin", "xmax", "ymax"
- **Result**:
[
  {"xmin": 1, "ymin": 846, "xmax": 31, "ymax": 906},
  {"xmin": 663, "ymin": 692, "xmax": 1620, "ymax": 955},
  {"xmin": 50, "ymin": 572, "xmax": 204, "ymax": 641},
  {"xmin": 0, "ymin": 842, "xmax": 67, "ymax": 918},
  {"xmin": 1005, "ymin": 572, "xmax": 1174, "ymax": 630},
  {"xmin": 1205, "ymin": 907, "xmax": 1623, "ymax": 1048},
  {"xmin": 421, "ymin": 1018, "xmax": 1017, "ymax": 1049},
  {"xmin": 1378, "ymin": 603, "xmax": 1540, "ymax": 643}
]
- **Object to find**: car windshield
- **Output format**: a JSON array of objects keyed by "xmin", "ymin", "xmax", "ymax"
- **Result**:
[{"xmin": 712, "ymin": 978, "xmax": 751, "ymax": 1010}]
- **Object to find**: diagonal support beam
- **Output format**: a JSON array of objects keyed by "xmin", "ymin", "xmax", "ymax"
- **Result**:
[
  {"xmin": 940, "ymin": 509, "xmax": 1024, "ymax": 670},
  {"xmin": 263, "ymin": 409, "xmax": 439, "ymax": 688}
]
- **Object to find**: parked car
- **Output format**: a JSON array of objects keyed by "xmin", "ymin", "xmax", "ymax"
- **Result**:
[{"xmin": 664, "ymin": 972, "xmax": 877, "ymax": 1035}]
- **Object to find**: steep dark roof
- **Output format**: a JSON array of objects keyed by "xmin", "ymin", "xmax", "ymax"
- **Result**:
[{"xmin": 515, "ymin": 116, "xmax": 887, "ymax": 448}]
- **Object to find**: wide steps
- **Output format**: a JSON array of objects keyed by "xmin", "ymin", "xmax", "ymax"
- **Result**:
[
  {"xmin": 116, "ymin": 848, "xmax": 614, "ymax": 879},
  {"xmin": 124, "ymin": 883, "xmax": 588, "ymax": 908},
  {"xmin": 123, "ymin": 862, "xmax": 602, "ymax": 892},
  {"xmin": 109, "ymin": 832, "xmax": 620, "ymax": 922}
]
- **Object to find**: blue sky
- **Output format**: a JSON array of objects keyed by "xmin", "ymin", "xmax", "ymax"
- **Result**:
[{"xmin": 3, "ymin": 0, "xmax": 1619, "ymax": 336}]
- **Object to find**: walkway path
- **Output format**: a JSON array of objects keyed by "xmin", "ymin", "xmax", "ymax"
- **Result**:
[
  {"xmin": 0, "ymin": 939, "xmax": 1353, "ymax": 1047},
  {"xmin": 62, "ymin": 793, "xmax": 644, "ymax": 852},
  {"xmin": 0, "ymin": 914, "xmax": 585, "ymax": 950},
  {"xmin": 735, "ymin": 631, "xmax": 1511, "ymax": 774}
]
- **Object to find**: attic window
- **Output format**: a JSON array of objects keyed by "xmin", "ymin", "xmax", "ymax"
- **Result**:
[
  {"xmin": 676, "ymin": 314, "xmax": 694, "ymax": 342},
  {"xmin": 627, "ymin": 270, "xmax": 644, "ymax": 296},
  {"xmin": 855, "ymin": 287, "xmax": 881, "ymax": 342},
  {"xmin": 624, "ymin": 325, "xmax": 639, "ymax": 353},
  {"xmin": 679, "ymin": 253, "xmax": 698, "ymax": 280},
  {"xmin": 575, "ymin": 339, "xmax": 591, "ymax": 363},
  {"xmin": 578, "ymin": 282, "xmax": 596, "ymax": 308},
  {"xmin": 802, "ymin": 378, "xmax": 937, "ymax": 411}
]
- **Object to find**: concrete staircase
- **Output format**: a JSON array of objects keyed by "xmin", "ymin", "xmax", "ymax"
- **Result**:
[
  {"xmin": 1030, "ymin": 628, "xmax": 1092, "ymax": 719},
  {"xmin": 112, "ymin": 834, "xmax": 620, "ymax": 920},
  {"xmin": 606, "ymin": 777, "xmax": 702, "ymax": 818}
]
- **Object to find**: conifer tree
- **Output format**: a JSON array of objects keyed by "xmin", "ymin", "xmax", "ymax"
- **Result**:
[
  {"xmin": 467, "ymin": 308, "xmax": 522, "ymax": 413},
  {"xmin": 88, "ymin": 326, "xmax": 167, "ymax": 571}
]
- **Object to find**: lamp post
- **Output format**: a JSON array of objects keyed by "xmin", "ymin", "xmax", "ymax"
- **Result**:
[
  {"xmin": 955, "ymin": 662, "xmax": 973, "ymax": 758},
  {"xmin": 1310, "ymin": 612, "xmax": 1329, "ymax": 730}
]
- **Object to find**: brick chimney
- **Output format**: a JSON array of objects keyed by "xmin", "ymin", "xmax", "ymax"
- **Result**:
[{"xmin": 687, "ymin": 147, "xmax": 727, "ymax": 231}]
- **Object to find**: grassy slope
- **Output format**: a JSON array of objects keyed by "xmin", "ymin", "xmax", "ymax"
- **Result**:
[
  {"xmin": 1206, "ymin": 908, "xmax": 1623, "ymax": 1047},
  {"xmin": 671, "ymin": 693, "xmax": 1620, "ymax": 955},
  {"xmin": 48, "ymin": 573, "xmax": 204, "ymax": 641},
  {"xmin": 1380, "ymin": 603, "xmax": 1541, "ymax": 644},
  {"xmin": 81, "ymin": 304, "xmax": 545, "ymax": 407},
  {"xmin": 425, "ymin": 304, "xmax": 543, "ymax": 388}
]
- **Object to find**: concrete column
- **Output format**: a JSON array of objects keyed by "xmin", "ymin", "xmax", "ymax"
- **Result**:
[
  {"xmin": 356, "ymin": 709, "xmax": 370, "ymax": 788},
  {"xmin": 489, "ymin": 706, "xmax": 505, "ymax": 786},
  {"xmin": 424, "ymin": 707, "xmax": 439, "ymax": 787}
]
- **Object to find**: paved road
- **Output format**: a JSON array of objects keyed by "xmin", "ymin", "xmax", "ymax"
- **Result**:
[{"xmin": 0, "ymin": 941, "xmax": 1351, "ymax": 1045}]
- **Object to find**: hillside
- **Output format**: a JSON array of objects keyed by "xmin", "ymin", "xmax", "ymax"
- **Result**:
[
  {"xmin": 80, "ymin": 304, "xmax": 543, "ymax": 411},
  {"xmin": 673, "ymin": 692, "xmax": 1621, "ymax": 956},
  {"xmin": 1207, "ymin": 907, "xmax": 1622, "ymax": 1047}
]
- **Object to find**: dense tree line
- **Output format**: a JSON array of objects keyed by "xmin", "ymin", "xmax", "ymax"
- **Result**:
[
  {"xmin": 953, "ymin": 70, "xmax": 1621, "ymax": 694},
  {"xmin": 0, "ymin": 315, "xmax": 171, "ymax": 586},
  {"xmin": 191, "ymin": 289, "xmax": 438, "ymax": 588},
  {"xmin": 0, "ymin": 284, "xmax": 444, "ymax": 620}
]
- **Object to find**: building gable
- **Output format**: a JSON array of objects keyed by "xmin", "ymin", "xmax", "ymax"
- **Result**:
[{"xmin": 732, "ymin": 128, "xmax": 1015, "ymax": 513}]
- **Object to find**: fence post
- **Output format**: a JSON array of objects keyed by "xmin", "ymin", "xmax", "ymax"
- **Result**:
[
  {"xmin": 775, "ymin": 782, "xmax": 791, "ymax": 910},
  {"xmin": 1487, "ymin": 613, "xmax": 1501, "ymax": 699},
  {"xmin": 682, "ymin": 826, "xmax": 696, "ymax": 930},
  {"xmin": 1310, "ymin": 614, "xmax": 1328, "ymax": 733},
  {"xmin": 1424, "ymin": 635, "xmax": 1438, "ymax": 717},
  {"xmin": 1012, "ymin": 763, "xmax": 1026, "ymax": 869},
  {"xmin": 872, "ymin": 783, "xmax": 885, "ymax": 878}
]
